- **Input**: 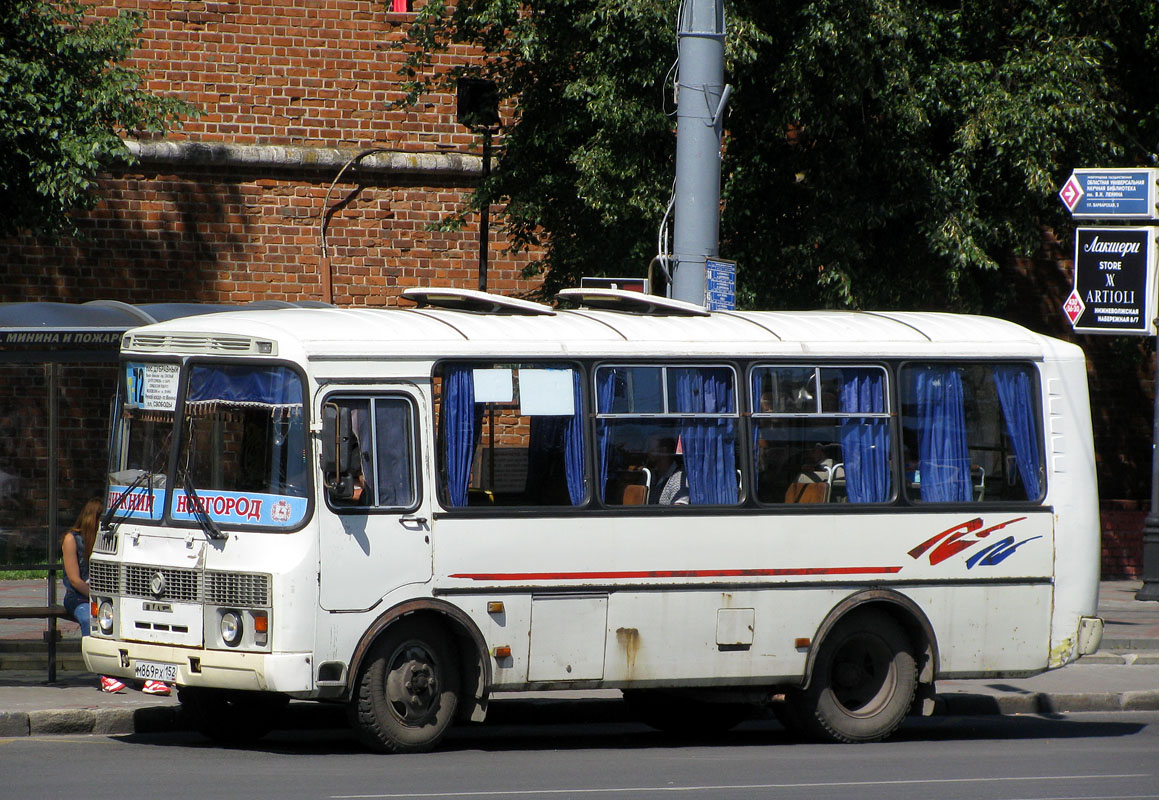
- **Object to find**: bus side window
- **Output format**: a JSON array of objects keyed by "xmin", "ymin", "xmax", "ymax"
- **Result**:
[
  {"xmin": 436, "ymin": 363, "xmax": 586, "ymax": 508},
  {"xmin": 751, "ymin": 365, "xmax": 891, "ymax": 506},
  {"xmin": 900, "ymin": 363, "xmax": 1043, "ymax": 504},
  {"xmin": 324, "ymin": 396, "xmax": 417, "ymax": 509},
  {"xmin": 595, "ymin": 364, "xmax": 741, "ymax": 507}
]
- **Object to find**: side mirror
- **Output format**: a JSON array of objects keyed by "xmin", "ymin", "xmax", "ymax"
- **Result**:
[{"xmin": 321, "ymin": 402, "xmax": 359, "ymax": 500}]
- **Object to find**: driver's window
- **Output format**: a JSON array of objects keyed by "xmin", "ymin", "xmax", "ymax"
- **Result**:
[{"xmin": 326, "ymin": 395, "xmax": 418, "ymax": 510}]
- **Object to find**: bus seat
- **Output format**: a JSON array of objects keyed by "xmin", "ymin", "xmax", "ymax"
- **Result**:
[
  {"xmin": 617, "ymin": 467, "xmax": 651, "ymax": 505},
  {"xmin": 972, "ymin": 465, "xmax": 985, "ymax": 501},
  {"xmin": 785, "ymin": 481, "xmax": 830, "ymax": 503},
  {"xmin": 622, "ymin": 484, "xmax": 648, "ymax": 505}
]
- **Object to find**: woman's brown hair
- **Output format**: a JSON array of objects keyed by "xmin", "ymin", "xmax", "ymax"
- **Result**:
[{"xmin": 68, "ymin": 498, "xmax": 103, "ymax": 560}]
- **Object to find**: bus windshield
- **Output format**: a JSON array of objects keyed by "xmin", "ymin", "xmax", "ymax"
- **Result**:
[{"xmin": 107, "ymin": 361, "xmax": 309, "ymax": 530}]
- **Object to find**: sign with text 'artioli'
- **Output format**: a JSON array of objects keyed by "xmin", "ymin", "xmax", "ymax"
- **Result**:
[{"xmin": 1064, "ymin": 227, "xmax": 1158, "ymax": 335}]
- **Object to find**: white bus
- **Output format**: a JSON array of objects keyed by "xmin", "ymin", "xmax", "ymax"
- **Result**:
[{"xmin": 84, "ymin": 287, "xmax": 1103, "ymax": 751}]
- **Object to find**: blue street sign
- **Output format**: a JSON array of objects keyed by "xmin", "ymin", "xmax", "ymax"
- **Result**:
[
  {"xmin": 705, "ymin": 258, "xmax": 736, "ymax": 311},
  {"xmin": 1059, "ymin": 168, "xmax": 1159, "ymax": 220}
]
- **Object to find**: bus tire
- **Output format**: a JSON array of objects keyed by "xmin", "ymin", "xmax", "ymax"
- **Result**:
[
  {"xmin": 623, "ymin": 689, "xmax": 747, "ymax": 734},
  {"xmin": 794, "ymin": 609, "xmax": 916, "ymax": 743},
  {"xmin": 178, "ymin": 686, "xmax": 287, "ymax": 745},
  {"xmin": 351, "ymin": 619, "xmax": 460, "ymax": 754}
]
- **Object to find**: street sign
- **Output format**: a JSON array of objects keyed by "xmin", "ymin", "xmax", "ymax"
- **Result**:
[
  {"xmin": 1066, "ymin": 227, "xmax": 1158, "ymax": 335},
  {"xmin": 1059, "ymin": 168, "xmax": 1159, "ymax": 220},
  {"xmin": 705, "ymin": 258, "xmax": 736, "ymax": 311}
]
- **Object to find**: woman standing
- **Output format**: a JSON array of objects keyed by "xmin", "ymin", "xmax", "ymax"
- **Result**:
[{"xmin": 61, "ymin": 499, "xmax": 169, "ymax": 694}]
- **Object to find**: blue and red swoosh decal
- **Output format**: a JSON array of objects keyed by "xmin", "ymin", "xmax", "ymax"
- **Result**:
[
  {"xmin": 449, "ymin": 517, "xmax": 1039, "ymax": 582},
  {"xmin": 449, "ymin": 565, "xmax": 902, "ymax": 581}
]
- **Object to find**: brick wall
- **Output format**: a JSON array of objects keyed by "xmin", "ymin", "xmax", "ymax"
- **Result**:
[
  {"xmin": 1101, "ymin": 503, "xmax": 1146, "ymax": 579},
  {"xmin": 0, "ymin": 0, "xmax": 543, "ymax": 306}
]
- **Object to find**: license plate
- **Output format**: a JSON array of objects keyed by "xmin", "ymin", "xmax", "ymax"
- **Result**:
[{"xmin": 133, "ymin": 660, "xmax": 178, "ymax": 682}]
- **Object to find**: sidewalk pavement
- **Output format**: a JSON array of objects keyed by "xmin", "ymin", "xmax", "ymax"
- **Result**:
[{"xmin": 1, "ymin": 580, "xmax": 1158, "ymax": 738}]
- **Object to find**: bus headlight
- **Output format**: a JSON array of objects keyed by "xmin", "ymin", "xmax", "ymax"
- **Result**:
[
  {"xmin": 220, "ymin": 610, "xmax": 243, "ymax": 646},
  {"xmin": 97, "ymin": 600, "xmax": 114, "ymax": 634}
]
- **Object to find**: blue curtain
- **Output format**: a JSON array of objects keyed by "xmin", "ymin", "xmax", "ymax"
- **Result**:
[
  {"xmin": 839, "ymin": 369, "xmax": 891, "ymax": 503},
  {"xmin": 527, "ymin": 370, "xmax": 586, "ymax": 505},
  {"xmin": 563, "ymin": 372, "xmax": 585, "ymax": 504},
  {"xmin": 442, "ymin": 366, "xmax": 477, "ymax": 507},
  {"xmin": 188, "ymin": 365, "xmax": 302, "ymax": 407},
  {"xmin": 911, "ymin": 367, "xmax": 972, "ymax": 502},
  {"xmin": 675, "ymin": 368, "xmax": 736, "ymax": 505},
  {"xmin": 993, "ymin": 366, "xmax": 1042, "ymax": 500},
  {"xmin": 595, "ymin": 369, "xmax": 620, "ymax": 502}
]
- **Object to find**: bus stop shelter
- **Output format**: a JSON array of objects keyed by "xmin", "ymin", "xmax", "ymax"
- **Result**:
[{"xmin": 0, "ymin": 299, "xmax": 326, "ymax": 678}]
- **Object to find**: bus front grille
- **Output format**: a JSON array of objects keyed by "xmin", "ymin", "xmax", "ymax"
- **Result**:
[
  {"xmin": 206, "ymin": 571, "xmax": 270, "ymax": 607},
  {"xmin": 89, "ymin": 561, "xmax": 270, "ymax": 608},
  {"xmin": 125, "ymin": 565, "xmax": 201, "ymax": 602}
]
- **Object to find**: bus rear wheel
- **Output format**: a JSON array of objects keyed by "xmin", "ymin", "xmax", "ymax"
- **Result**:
[
  {"xmin": 351, "ymin": 619, "xmax": 460, "ymax": 754},
  {"xmin": 792, "ymin": 609, "xmax": 916, "ymax": 743}
]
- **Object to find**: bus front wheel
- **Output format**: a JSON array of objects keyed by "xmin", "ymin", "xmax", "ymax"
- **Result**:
[
  {"xmin": 351, "ymin": 619, "xmax": 460, "ymax": 753},
  {"xmin": 792, "ymin": 609, "xmax": 916, "ymax": 743}
]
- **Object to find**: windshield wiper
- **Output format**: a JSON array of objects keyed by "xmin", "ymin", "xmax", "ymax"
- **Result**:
[
  {"xmin": 182, "ymin": 471, "xmax": 227, "ymax": 540},
  {"xmin": 102, "ymin": 469, "xmax": 151, "ymax": 529},
  {"xmin": 103, "ymin": 431, "xmax": 171, "ymax": 530},
  {"xmin": 179, "ymin": 426, "xmax": 226, "ymax": 541}
]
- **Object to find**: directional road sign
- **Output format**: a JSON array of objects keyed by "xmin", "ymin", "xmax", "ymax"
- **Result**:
[{"xmin": 1059, "ymin": 168, "xmax": 1159, "ymax": 220}]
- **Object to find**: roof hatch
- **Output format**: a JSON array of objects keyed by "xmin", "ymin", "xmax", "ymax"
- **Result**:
[
  {"xmin": 556, "ymin": 288, "xmax": 711, "ymax": 316},
  {"xmin": 400, "ymin": 287, "xmax": 555, "ymax": 316}
]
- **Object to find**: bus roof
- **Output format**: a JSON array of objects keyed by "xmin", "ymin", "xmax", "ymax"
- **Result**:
[{"xmin": 120, "ymin": 301, "xmax": 1068, "ymax": 361}]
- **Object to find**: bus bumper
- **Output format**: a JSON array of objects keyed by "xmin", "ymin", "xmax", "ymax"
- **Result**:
[
  {"xmin": 82, "ymin": 637, "xmax": 314, "ymax": 693},
  {"xmin": 1078, "ymin": 615, "xmax": 1103, "ymax": 656}
]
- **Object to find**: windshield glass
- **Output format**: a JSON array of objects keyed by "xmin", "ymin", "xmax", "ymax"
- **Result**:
[
  {"xmin": 107, "ymin": 362, "xmax": 180, "ymax": 522},
  {"xmin": 173, "ymin": 364, "xmax": 309, "ymax": 529},
  {"xmin": 107, "ymin": 361, "xmax": 309, "ymax": 529}
]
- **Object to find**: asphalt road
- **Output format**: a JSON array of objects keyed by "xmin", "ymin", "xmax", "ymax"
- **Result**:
[{"xmin": 4, "ymin": 711, "xmax": 1158, "ymax": 800}]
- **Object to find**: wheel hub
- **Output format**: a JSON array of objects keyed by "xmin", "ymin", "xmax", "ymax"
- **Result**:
[
  {"xmin": 404, "ymin": 662, "xmax": 434, "ymax": 697},
  {"xmin": 831, "ymin": 638, "xmax": 892, "ymax": 714},
  {"xmin": 834, "ymin": 659, "xmax": 865, "ymax": 689},
  {"xmin": 385, "ymin": 646, "xmax": 440, "ymax": 722}
]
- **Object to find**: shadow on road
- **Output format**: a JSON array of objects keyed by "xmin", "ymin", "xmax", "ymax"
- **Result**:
[{"xmin": 105, "ymin": 704, "xmax": 1150, "ymax": 757}]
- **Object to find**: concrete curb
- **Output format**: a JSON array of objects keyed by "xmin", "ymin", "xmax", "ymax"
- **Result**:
[
  {"xmin": 937, "ymin": 690, "xmax": 1159, "ymax": 716},
  {"xmin": 6, "ymin": 691, "xmax": 1159, "ymax": 738},
  {"xmin": 2, "ymin": 706, "xmax": 187, "ymax": 737}
]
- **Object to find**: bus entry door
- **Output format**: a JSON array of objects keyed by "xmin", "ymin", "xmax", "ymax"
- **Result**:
[{"xmin": 317, "ymin": 389, "xmax": 431, "ymax": 612}]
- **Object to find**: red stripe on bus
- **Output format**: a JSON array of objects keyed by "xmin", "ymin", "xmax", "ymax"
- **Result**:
[{"xmin": 448, "ymin": 566, "xmax": 903, "ymax": 581}]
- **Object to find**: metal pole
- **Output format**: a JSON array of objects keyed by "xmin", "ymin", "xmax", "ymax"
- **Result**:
[
  {"xmin": 671, "ymin": 0, "xmax": 727, "ymax": 306},
  {"xmin": 478, "ymin": 128, "xmax": 491, "ymax": 294},
  {"xmin": 47, "ymin": 363, "xmax": 60, "ymax": 681},
  {"xmin": 1137, "ymin": 339, "xmax": 1159, "ymax": 600}
]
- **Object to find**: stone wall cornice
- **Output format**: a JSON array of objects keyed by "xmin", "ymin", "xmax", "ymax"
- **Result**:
[{"xmin": 115, "ymin": 140, "xmax": 483, "ymax": 181}]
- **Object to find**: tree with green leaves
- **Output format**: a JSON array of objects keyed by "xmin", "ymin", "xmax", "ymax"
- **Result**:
[
  {"xmin": 400, "ymin": 0, "xmax": 1158, "ymax": 311},
  {"xmin": 0, "ymin": 1, "xmax": 194, "ymax": 239}
]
